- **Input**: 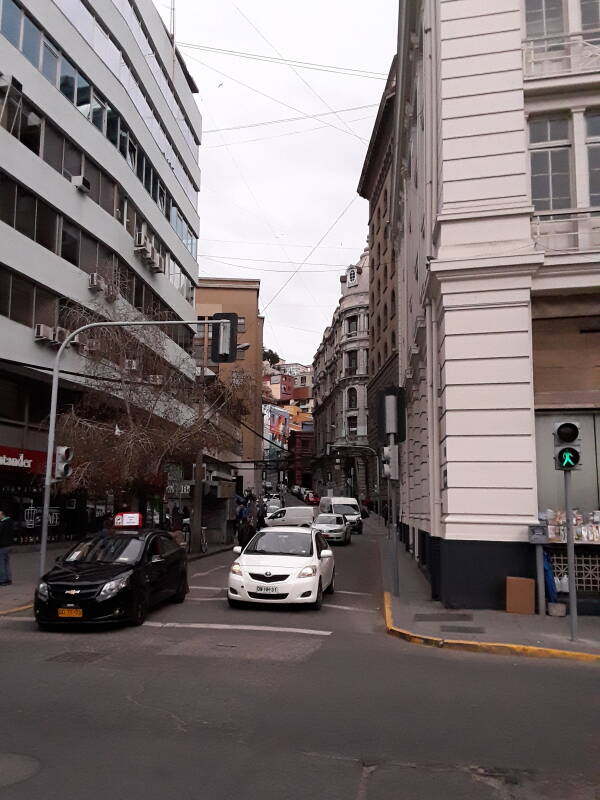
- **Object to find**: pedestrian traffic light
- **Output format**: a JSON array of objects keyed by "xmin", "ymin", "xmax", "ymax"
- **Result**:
[
  {"xmin": 554, "ymin": 421, "xmax": 581, "ymax": 471},
  {"xmin": 210, "ymin": 313, "xmax": 238, "ymax": 363},
  {"xmin": 54, "ymin": 446, "xmax": 74, "ymax": 480}
]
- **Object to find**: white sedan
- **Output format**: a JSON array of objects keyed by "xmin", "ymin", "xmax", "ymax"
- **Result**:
[
  {"xmin": 312, "ymin": 514, "xmax": 351, "ymax": 546},
  {"xmin": 227, "ymin": 526, "xmax": 335, "ymax": 610}
]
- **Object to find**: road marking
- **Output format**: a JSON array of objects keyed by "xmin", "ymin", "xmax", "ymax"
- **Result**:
[
  {"xmin": 0, "ymin": 603, "xmax": 33, "ymax": 616},
  {"xmin": 192, "ymin": 566, "xmax": 228, "ymax": 577},
  {"xmin": 325, "ymin": 603, "xmax": 377, "ymax": 613},
  {"xmin": 0, "ymin": 616, "xmax": 35, "ymax": 621},
  {"xmin": 189, "ymin": 585, "xmax": 225, "ymax": 591},
  {"xmin": 144, "ymin": 621, "xmax": 332, "ymax": 636},
  {"xmin": 186, "ymin": 597, "xmax": 224, "ymax": 602},
  {"xmin": 337, "ymin": 590, "xmax": 373, "ymax": 597}
]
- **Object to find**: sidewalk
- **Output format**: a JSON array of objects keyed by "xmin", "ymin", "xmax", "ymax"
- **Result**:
[
  {"xmin": 0, "ymin": 542, "xmax": 231, "ymax": 615},
  {"xmin": 365, "ymin": 515, "xmax": 600, "ymax": 662}
]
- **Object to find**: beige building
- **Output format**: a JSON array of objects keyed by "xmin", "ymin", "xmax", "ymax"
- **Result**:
[
  {"xmin": 313, "ymin": 252, "xmax": 373, "ymax": 499},
  {"xmin": 196, "ymin": 278, "xmax": 264, "ymax": 493},
  {"xmin": 383, "ymin": 0, "xmax": 600, "ymax": 609}
]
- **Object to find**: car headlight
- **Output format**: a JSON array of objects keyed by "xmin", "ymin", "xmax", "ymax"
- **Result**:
[
  {"xmin": 230, "ymin": 562, "xmax": 242, "ymax": 576},
  {"xmin": 98, "ymin": 571, "xmax": 132, "ymax": 601},
  {"xmin": 298, "ymin": 565, "xmax": 317, "ymax": 578},
  {"xmin": 37, "ymin": 581, "xmax": 49, "ymax": 601}
]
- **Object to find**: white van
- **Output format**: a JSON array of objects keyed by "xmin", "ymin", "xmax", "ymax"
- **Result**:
[
  {"xmin": 264, "ymin": 506, "xmax": 315, "ymax": 528},
  {"xmin": 318, "ymin": 496, "xmax": 362, "ymax": 533}
]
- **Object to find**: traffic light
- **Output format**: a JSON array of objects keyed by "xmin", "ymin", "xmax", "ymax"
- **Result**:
[
  {"xmin": 210, "ymin": 313, "xmax": 238, "ymax": 363},
  {"xmin": 54, "ymin": 446, "xmax": 74, "ymax": 480},
  {"xmin": 554, "ymin": 421, "xmax": 581, "ymax": 471},
  {"xmin": 382, "ymin": 446, "xmax": 392, "ymax": 478}
]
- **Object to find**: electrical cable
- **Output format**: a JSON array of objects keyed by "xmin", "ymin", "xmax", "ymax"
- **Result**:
[
  {"xmin": 201, "ymin": 256, "xmax": 344, "ymax": 274},
  {"xmin": 199, "ymin": 238, "xmax": 359, "ymax": 249},
  {"xmin": 202, "ymin": 103, "xmax": 378, "ymax": 133},
  {"xmin": 199, "ymin": 254, "xmax": 349, "ymax": 266}
]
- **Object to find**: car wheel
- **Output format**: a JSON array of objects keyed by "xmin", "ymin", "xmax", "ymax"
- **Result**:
[
  {"xmin": 325, "ymin": 570, "xmax": 335, "ymax": 595},
  {"xmin": 129, "ymin": 593, "xmax": 148, "ymax": 626},
  {"xmin": 344, "ymin": 531, "xmax": 351, "ymax": 546},
  {"xmin": 313, "ymin": 580, "xmax": 323, "ymax": 610},
  {"xmin": 228, "ymin": 597, "xmax": 243, "ymax": 609},
  {"xmin": 173, "ymin": 573, "xmax": 188, "ymax": 603}
]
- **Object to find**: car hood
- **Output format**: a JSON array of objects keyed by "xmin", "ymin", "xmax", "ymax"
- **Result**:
[
  {"xmin": 44, "ymin": 562, "xmax": 133, "ymax": 585},
  {"xmin": 238, "ymin": 554, "xmax": 313, "ymax": 570}
]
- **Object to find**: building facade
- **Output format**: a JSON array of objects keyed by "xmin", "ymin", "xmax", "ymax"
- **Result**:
[
  {"xmin": 0, "ymin": 0, "xmax": 201, "ymax": 535},
  {"xmin": 382, "ymin": 0, "xmax": 600, "ymax": 609},
  {"xmin": 287, "ymin": 429, "xmax": 314, "ymax": 490},
  {"xmin": 313, "ymin": 252, "xmax": 373, "ymax": 501},
  {"xmin": 195, "ymin": 278, "xmax": 264, "ymax": 494}
]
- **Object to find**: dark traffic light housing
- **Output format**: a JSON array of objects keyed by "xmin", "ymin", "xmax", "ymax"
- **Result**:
[
  {"xmin": 554, "ymin": 421, "xmax": 582, "ymax": 471},
  {"xmin": 210, "ymin": 313, "xmax": 238, "ymax": 363}
]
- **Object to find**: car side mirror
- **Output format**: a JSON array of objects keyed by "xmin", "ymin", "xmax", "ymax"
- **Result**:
[
  {"xmin": 321, "ymin": 549, "xmax": 333, "ymax": 558},
  {"xmin": 151, "ymin": 554, "xmax": 163, "ymax": 563},
  {"xmin": 233, "ymin": 545, "xmax": 242, "ymax": 555}
]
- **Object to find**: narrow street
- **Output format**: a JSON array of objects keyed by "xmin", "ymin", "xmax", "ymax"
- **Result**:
[{"xmin": 1, "ymin": 507, "xmax": 599, "ymax": 799}]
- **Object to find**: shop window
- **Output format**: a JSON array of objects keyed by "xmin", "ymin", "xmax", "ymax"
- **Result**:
[
  {"xmin": 34, "ymin": 285, "xmax": 56, "ymax": 327},
  {"xmin": 1, "ymin": 0, "xmax": 22, "ymax": 48},
  {"xmin": 19, "ymin": 103, "xmax": 42, "ymax": 154},
  {"xmin": 84, "ymin": 158, "xmax": 101, "ymax": 204},
  {"xmin": 63, "ymin": 139, "xmax": 82, "ymax": 179},
  {"xmin": 76, "ymin": 73, "xmax": 91, "ymax": 118},
  {"xmin": 79, "ymin": 231, "xmax": 98, "ymax": 274},
  {"xmin": 15, "ymin": 186, "xmax": 36, "ymax": 239},
  {"xmin": 41, "ymin": 39, "xmax": 58, "ymax": 84},
  {"xmin": 9, "ymin": 272, "xmax": 34, "ymax": 326},
  {"xmin": 21, "ymin": 15, "xmax": 41, "ymax": 67},
  {"xmin": 35, "ymin": 200, "xmax": 58, "ymax": 252},
  {"xmin": 0, "ymin": 172, "xmax": 17, "ymax": 226},
  {"xmin": 61, "ymin": 220, "xmax": 80, "ymax": 266},
  {"xmin": 59, "ymin": 56, "xmax": 76, "ymax": 103},
  {"xmin": 100, "ymin": 172, "xmax": 115, "ymax": 216},
  {"xmin": 0, "ymin": 269, "xmax": 10, "ymax": 317},
  {"xmin": 42, "ymin": 122, "xmax": 64, "ymax": 173}
]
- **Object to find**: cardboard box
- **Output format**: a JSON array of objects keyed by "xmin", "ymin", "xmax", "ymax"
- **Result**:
[{"xmin": 506, "ymin": 577, "xmax": 535, "ymax": 615}]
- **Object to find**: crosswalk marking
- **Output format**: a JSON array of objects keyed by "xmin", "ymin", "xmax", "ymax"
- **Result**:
[{"xmin": 144, "ymin": 621, "xmax": 332, "ymax": 636}]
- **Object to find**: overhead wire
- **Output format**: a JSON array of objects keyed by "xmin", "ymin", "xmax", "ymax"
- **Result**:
[
  {"xmin": 199, "ymin": 254, "xmax": 349, "ymax": 266},
  {"xmin": 202, "ymin": 103, "xmax": 378, "ymax": 133},
  {"xmin": 201, "ymin": 256, "xmax": 345, "ymax": 274}
]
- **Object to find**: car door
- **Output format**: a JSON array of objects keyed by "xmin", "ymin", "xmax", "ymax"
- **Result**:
[
  {"xmin": 315, "ymin": 533, "xmax": 333, "ymax": 588},
  {"xmin": 144, "ymin": 535, "xmax": 169, "ymax": 604},
  {"xmin": 267, "ymin": 509, "xmax": 285, "ymax": 526},
  {"xmin": 157, "ymin": 534, "xmax": 184, "ymax": 595}
]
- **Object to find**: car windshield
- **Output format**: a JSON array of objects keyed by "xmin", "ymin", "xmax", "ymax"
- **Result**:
[
  {"xmin": 64, "ymin": 536, "xmax": 144, "ymax": 564},
  {"xmin": 267, "ymin": 502, "xmax": 281, "ymax": 510},
  {"xmin": 317, "ymin": 515, "xmax": 343, "ymax": 525},
  {"xmin": 333, "ymin": 504, "xmax": 359, "ymax": 516},
  {"xmin": 245, "ymin": 530, "xmax": 313, "ymax": 556}
]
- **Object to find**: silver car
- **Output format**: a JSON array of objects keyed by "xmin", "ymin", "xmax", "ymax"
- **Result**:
[{"xmin": 312, "ymin": 514, "xmax": 351, "ymax": 546}]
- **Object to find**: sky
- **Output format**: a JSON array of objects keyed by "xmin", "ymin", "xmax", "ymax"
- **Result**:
[{"xmin": 154, "ymin": 0, "xmax": 398, "ymax": 364}]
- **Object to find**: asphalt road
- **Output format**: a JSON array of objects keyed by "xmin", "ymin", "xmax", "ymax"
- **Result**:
[{"xmin": 1, "ymin": 500, "xmax": 599, "ymax": 799}]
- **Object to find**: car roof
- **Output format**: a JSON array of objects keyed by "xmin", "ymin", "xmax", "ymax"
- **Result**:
[
  {"xmin": 257, "ymin": 526, "xmax": 313, "ymax": 534},
  {"xmin": 326, "ymin": 497, "xmax": 358, "ymax": 503},
  {"xmin": 89, "ymin": 529, "xmax": 168, "ymax": 540}
]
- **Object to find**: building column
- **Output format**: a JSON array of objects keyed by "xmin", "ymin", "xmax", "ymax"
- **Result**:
[
  {"xmin": 572, "ymin": 106, "xmax": 590, "ymax": 209},
  {"xmin": 566, "ymin": 0, "xmax": 582, "ymax": 32}
]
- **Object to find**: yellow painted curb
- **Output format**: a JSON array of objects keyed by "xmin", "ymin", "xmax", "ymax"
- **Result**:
[
  {"xmin": 0, "ymin": 603, "xmax": 33, "ymax": 616},
  {"xmin": 383, "ymin": 592, "xmax": 600, "ymax": 664}
]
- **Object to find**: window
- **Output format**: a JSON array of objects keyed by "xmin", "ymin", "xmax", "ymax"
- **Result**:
[
  {"xmin": 61, "ymin": 220, "xmax": 80, "ymax": 266},
  {"xmin": 76, "ymin": 73, "xmax": 91, "ymax": 117},
  {"xmin": 525, "ymin": 0, "xmax": 564, "ymax": 38},
  {"xmin": 79, "ymin": 231, "xmax": 97, "ymax": 274},
  {"xmin": 41, "ymin": 39, "xmax": 59, "ymax": 84},
  {"xmin": 529, "ymin": 116, "xmax": 571, "ymax": 210},
  {"xmin": 106, "ymin": 107, "xmax": 119, "ymax": 146},
  {"xmin": 347, "ymin": 416, "xmax": 358, "ymax": 438},
  {"xmin": 35, "ymin": 200, "xmax": 57, "ymax": 251},
  {"xmin": 1, "ymin": 0, "xmax": 21, "ymax": 47},
  {"xmin": 347, "ymin": 268, "xmax": 357, "ymax": 286},
  {"xmin": 63, "ymin": 139, "xmax": 82, "ymax": 178},
  {"xmin": 0, "ymin": 172, "xmax": 16, "ymax": 225},
  {"xmin": 0, "ymin": 269, "xmax": 10, "ymax": 317},
  {"xmin": 347, "ymin": 387, "xmax": 358, "ymax": 409},
  {"xmin": 347, "ymin": 350, "xmax": 358, "ymax": 376},
  {"xmin": 9, "ymin": 272, "xmax": 34, "ymax": 326},
  {"xmin": 587, "ymin": 111, "xmax": 600, "ymax": 205},
  {"xmin": 43, "ymin": 122, "xmax": 63, "ymax": 172},
  {"xmin": 347, "ymin": 315, "xmax": 358, "ymax": 336},
  {"xmin": 34, "ymin": 286, "xmax": 56, "ymax": 327},
  {"xmin": 100, "ymin": 172, "xmax": 115, "ymax": 216},
  {"xmin": 59, "ymin": 57, "xmax": 76, "ymax": 103},
  {"xmin": 19, "ymin": 103, "xmax": 41, "ymax": 154},
  {"xmin": 84, "ymin": 158, "xmax": 101, "ymax": 204},
  {"xmin": 582, "ymin": 0, "xmax": 600, "ymax": 39},
  {"xmin": 90, "ymin": 91, "xmax": 106, "ymax": 132},
  {"xmin": 15, "ymin": 186, "xmax": 36, "ymax": 239},
  {"xmin": 21, "ymin": 15, "xmax": 41, "ymax": 67}
]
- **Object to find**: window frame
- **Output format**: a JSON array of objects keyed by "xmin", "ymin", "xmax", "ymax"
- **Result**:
[{"xmin": 528, "ymin": 114, "xmax": 573, "ymax": 211}]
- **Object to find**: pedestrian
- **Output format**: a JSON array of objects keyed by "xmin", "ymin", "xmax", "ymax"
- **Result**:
[
  {"xmin": 0, "ymin": 508, "xmax": 14, "ymax": 586},
  {"xmin": 257, "ymin": 502, "xmax": 267, "ymax": 530}
]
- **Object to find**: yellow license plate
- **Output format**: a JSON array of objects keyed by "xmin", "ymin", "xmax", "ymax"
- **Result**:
[{"xmin": 58, "ymin": 608, "xmax": 83, "ymax": 618}]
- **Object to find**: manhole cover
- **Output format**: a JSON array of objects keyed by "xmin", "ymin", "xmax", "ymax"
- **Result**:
[{"xmin": 47, "ymin": 651, "xmax": 103, "ymax": 663}]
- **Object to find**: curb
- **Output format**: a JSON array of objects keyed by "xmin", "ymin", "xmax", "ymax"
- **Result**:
[
  {"xmin": 0, "ymin": 603, "xmax": 33, "ymax": 616},
  {"xmin": 383, "ymin": 592, "xmax": 600, "ymax": 664}
]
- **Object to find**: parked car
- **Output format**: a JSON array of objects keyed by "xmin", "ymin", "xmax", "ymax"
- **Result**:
[
  {"xmin": 318, "ymin": 496, "xmax": 362, "ymax": 533},
  {"xmin": 306, "ymin": 492, "xmax": 320, "ymax": 506},
  {"xmin": 264, "ymin": 506, "xmax": 314, "ymax": 527},
  {"xmin": 299, "ymin": 487, "xmax": 310, "ymax": 501},
  {"xmin": 227, "ymin": 526, "xmax": 334, "ymax": 609},
  {"xmin": 34, "ymin": 530, "xmax": 188, "ymax": 628},
  {"xmin": 312, "ymin": 513, "xmax": 351, "ymax": 545},
  {"xmin": 290, "ymin": 485, "xmax": 301, "ymax": 497}
]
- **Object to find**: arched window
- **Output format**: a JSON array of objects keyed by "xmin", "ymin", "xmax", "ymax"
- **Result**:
[
  {"xmin": 347, "ymin": 268, "xmax": 357, "ymax": 286},
  {"xmin": 347, "ymin": 387, "xmax": 358, "ymax": 409}
]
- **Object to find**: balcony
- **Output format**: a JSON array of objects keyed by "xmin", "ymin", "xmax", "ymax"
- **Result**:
[
  {"xmin": 532, "ymin": 208, "xmax": 600, "ymax": 252},
  {"xmin": 523, "ymin": 32, "xmax": 600, "ymax": 80}
]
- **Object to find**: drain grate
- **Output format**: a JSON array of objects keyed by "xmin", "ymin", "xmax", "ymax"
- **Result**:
[
  {"xmin": 47, "ymin": 651, "xmax": 103, "ymax": 663},
  {"xmin": 414, "ymin": 613, "xmax": 473, "ymax": 622},
  {"xmin": 440, "ymin": 625, "xmax": 485, "ymax": 634}
]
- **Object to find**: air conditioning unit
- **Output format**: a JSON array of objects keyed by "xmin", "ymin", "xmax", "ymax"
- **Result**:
[
  {"xmin": 124, "ymin": 359, "xmax": 139, "ymax": 372},
  {"xmin": 51, "ymin": 327, "xmax": 69, "ymax": 346},
  {"xmin": 150, "ymin": 252, "xmax": 165, "ymax": 274},
  {"xmin": 134, "ymin": 231, "xmax": 146, "ymax": 251},
  {"xmin": 147, "ymin": 375, "xmax": 163, "ymax": 386},
  {"xmin": 88, "ymin": 273, "xmax": 105, "ymax": 293},
  {"xmin": 71, "ymin": 175, "xmax": 91, "ymax": 194},
  {"xmin": 34, "ymin": 323, "xmax": 54, "ymax": 342},
  {"xmin": 142, "ymin": 244, "xmax": 155, "ymax": 264}
]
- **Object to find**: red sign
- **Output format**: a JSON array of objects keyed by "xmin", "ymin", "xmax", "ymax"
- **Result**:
[{"xmin": 0, "ymin": 446, "xmax": 46, "ymax": 474}]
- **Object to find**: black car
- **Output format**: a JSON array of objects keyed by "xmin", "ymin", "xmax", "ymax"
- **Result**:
[{"xmin": 34, "ymin": 530, "xmax": 188, "ymax": 629}]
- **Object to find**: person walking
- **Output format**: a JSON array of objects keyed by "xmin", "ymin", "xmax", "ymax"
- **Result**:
[{"xmin": 0, "ymin": 509, "xmax": 15, "ymax": 586}]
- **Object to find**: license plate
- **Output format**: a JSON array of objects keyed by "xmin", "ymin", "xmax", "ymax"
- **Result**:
[
  {"xmin": 58, "ymin": 608, "xmax": 83, "ymax": 618},
  {"xmin": 255, "ymin": 585, "xmax": 279, "ymax": 593}
]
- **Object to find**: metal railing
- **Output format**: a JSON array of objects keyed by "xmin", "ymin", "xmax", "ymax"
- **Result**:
[
  {"xmin": 532, "ymin": 207, "xmax": 600, "ymax": 252},
  {"xmin": 523, "ymin": 30, "xmax": 600, "ymax": 78}
]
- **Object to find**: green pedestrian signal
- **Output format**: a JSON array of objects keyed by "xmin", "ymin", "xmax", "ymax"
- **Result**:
[{"xmin": 554, "ymin": 421, "xmax": 582, "ymax": 471}]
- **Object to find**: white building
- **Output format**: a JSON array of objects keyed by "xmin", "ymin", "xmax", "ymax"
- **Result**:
[
  {"xmin": 0, "ymin": 0, "xmax": 201, "ymax": 529},
  {"xmin": 388, "ymin": 0, "xmax": 600, "ymax": 608}
]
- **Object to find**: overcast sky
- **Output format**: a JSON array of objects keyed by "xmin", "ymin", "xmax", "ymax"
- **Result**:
[{"xmin": 154, "ymin": 0, "xmax": 397, "ymax": 364}]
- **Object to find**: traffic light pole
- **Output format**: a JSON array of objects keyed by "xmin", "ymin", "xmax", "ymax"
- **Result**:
[
  {"xmin": 39, "ymin": 318, "xmax": 225, "ymax": 577},
  {"xmin": 564, "ymin": 469, "xmax": 578, "ymax": 641}
]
